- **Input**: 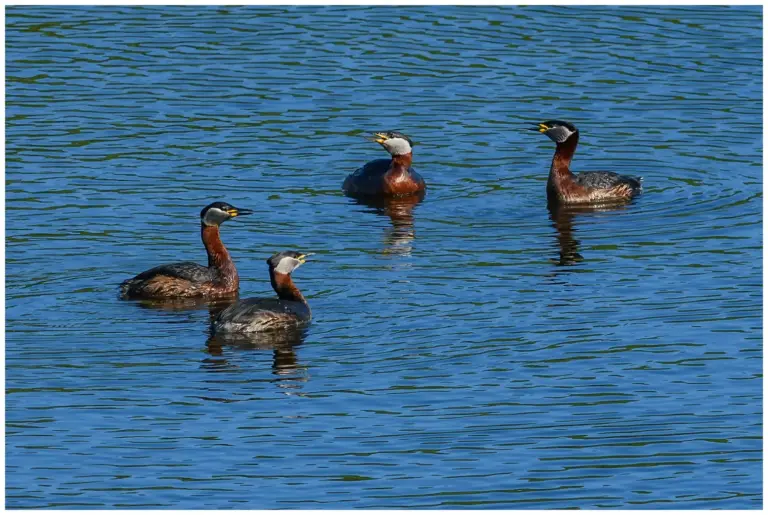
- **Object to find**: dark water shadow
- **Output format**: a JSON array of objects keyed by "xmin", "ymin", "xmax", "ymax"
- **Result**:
[
  {"xmin": 124, "ymin": 295, "xmax": 238, "ymax": 316},
  {"xmin": 548, "ymin": 201, "xmax": 629, "ymax": 267},
  {"xmin": 353, "ymin": 193, "xmax": 424, "ymax": 256},
  {"xmin": 203, "ymin": 322, "xmax": 310, "ymax": 393}
]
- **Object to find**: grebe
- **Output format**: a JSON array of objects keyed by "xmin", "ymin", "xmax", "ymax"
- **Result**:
[
  {"xmin": 343, "ymin": 131, "xmax": 426, "ymax": 198},
  {"xmin": 211, "ymin": 251, "xmax": 312, "ymax": 334},
  {"xmin": 120, "ymin": 202, "xmax": 253, "ymax": 300},
  {"xmin": 531, "ymin": 120, "xmax": 642, "ymax": 205}
]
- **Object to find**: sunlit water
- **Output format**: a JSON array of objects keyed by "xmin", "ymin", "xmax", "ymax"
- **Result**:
[{"xmin": 6, "ymin": 5, "xmax": 761, "ymax": 509}]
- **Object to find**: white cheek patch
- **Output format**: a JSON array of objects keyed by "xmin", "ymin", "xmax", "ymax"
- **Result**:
[
  {"xmin": 550, "ymin": 127, "xmax": 574, "ymax": 143},
  {"xmin": 203, "ymin": 208, "xmax": 229, "ymax": 226},
  {"xmin": 274, "ymin": 257, "xmax": 301, "ymax": 274},
  {"xmin": 385, "ymin": 137, "xmax": 412, "ymax": 156}
]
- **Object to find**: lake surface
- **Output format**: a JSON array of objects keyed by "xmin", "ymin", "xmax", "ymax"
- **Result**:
[{"xmin": 5, "ymin": 5, "xmax": 762, "ymax": 509}]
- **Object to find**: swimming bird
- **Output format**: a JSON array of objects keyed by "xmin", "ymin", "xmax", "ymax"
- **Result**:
[
  {"xmin": 120, "ymin": 202, "xmax": 253, "ymax": 300},
  {"xmin": 531, "ymin": 120, "xmax": 642, "ymax": 205},
  {"xmin": 211, "ymin": 251, "xmax": 312, "ymax": 334},
  {"xmin": 343, "ymin": 131, "xmax": 426, "ymax": 198}
]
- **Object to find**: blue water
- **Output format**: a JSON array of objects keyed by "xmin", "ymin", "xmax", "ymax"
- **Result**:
[{"xmin": 6, "ymin": 5, "xmax": 762, "ymax": 509}]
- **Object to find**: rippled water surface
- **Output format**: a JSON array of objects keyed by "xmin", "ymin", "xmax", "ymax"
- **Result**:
[{"xmin": 6, "ymin": 5, "xmax": 762, "ymax": 509}]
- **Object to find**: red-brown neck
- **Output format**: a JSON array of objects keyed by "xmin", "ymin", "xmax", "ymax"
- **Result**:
[
  {"xmin": 386, "ymin": 152, "xmax": 413, "ymax": 178},
  {"xmin": 550, "ymin": 132, "xmax": 579, "ymax": 179},
  {"xmin": 269, "ymin": 270, "xmax": 306, "ymax": 303},
  {"xmin": 201, "ymin": 224, "xmax": 238, "ymax": 289}
]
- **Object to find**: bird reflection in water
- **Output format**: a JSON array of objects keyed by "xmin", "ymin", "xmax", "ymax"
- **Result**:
[
  {"xmin": 204, "ymin": 322, "xmax": 310, "ymax": 394},
  {"xmin": 548, "ymin": 201, "xmax": 628, "ymax": 267},
  {"xmin": 129, "ymin": 295, "xmax": 238, "ymax": 314},
  {"xmin": 354, "ymin": 193, "xmax": 424, "ymax": 256}
]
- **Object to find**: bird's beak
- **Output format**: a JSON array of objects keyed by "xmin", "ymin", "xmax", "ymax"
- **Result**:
[
  {"xmin": 368, "ymin": 132, "xmax": 388, "ymax": 144},
  {"xmin": 227, "ymin": 207, "xmax": 254, "ymax": 218},
  {"xmin": 297, "ymin": 252, "xmax": 314, "ymax": 264},
  {"xmin": 528, "ymin": 123, "xmax": 549, "ymax": 133}
]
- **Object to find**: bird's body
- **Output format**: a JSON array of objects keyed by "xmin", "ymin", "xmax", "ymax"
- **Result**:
[
  {"xmin": 120, "ymin": 202, "xmax": 253, "ymax": 300},
  {"xmin": 343, "ymin": 132, "xmax": 426, "ymax": 199},
  {"xmin": 211, "ymin": 251, "xmax": 312, "ymax": 335},
  {"xmin": 212, "ymin": 297, "xmax": 311, "ymax": 333},
  {"xmin": 120, "ymin": 261, "xmax": 221, "ymax": 299},
  {"xmin": 533, "ymin": 120, "xmax": 642, "ymax": 205}
]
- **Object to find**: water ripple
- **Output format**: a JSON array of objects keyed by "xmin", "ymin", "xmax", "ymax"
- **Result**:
[{"xmin": 6, "ymin": 5, "xmax": 761, "ymax": 510}]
